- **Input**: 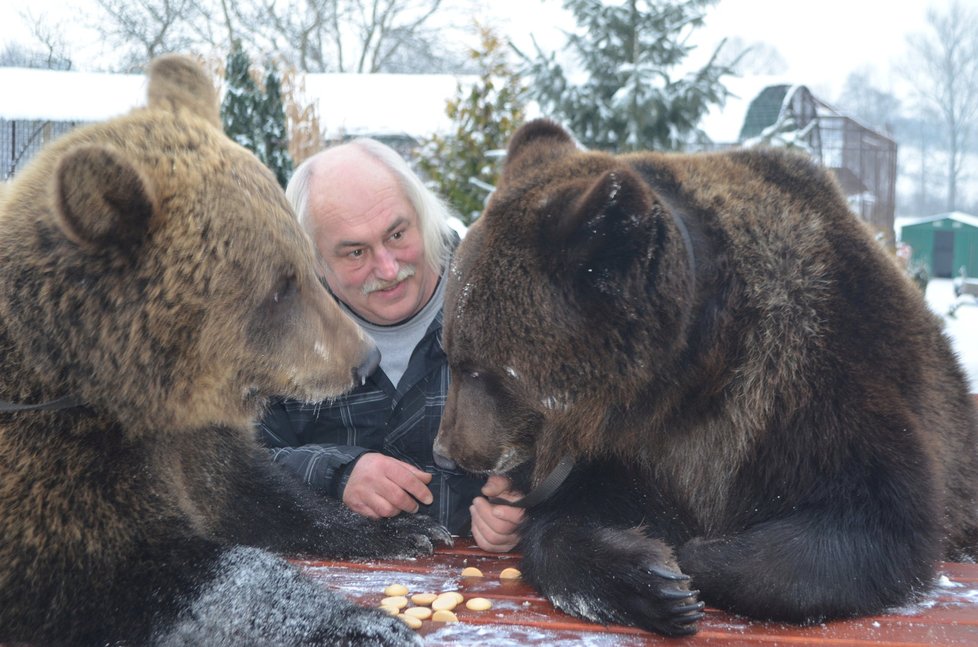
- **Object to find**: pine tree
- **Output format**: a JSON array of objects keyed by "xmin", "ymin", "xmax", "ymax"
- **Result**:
[
  {"xmin": 260, "ymin": 69, "xmax": 293, "ymax": 187},
  {"xmin": 517, "ymin": 0, "xmax": 736, "ymax": 152},
  {"xmin": 418, "ymin": 26, "xmax": 528, "ymax": 225},
  {"xmin": 221, "ymin": 43, "xmax": 293, "ymax": 188},
  {"xmin": 222, "ymin": 43, "xmax": 262, "ymax": 152}
]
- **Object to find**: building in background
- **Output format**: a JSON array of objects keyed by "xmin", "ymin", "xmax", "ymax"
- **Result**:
[
  {"xmin": 899, "ymin": 212, "xmax": 978, "ymax": 278},
  {"xmin": 698, "ymin": 80, "xmax": 898, "ymax": 246},
  {"xmin": 0, "ymin": 68, "xmax": 145, "ymax": 179}
]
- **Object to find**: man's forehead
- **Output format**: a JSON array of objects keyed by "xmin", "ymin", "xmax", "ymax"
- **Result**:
[
  {"xmin": 315, "ymin": 192, "xmax": 419, "ymax": 248},
  {"xmin": 332, "ymin": 216, "xmax": 411, "ymax": 248},
  {"xmin": 307, "ymin": 148, "xmax": 419, "ymax": 241}
]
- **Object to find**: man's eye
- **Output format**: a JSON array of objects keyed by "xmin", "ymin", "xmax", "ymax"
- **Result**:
[
  {"xmin": 349, "ymin": 249, "xmax": 364, "ymax": 259},
  {"xmin": 389, "ymin": 231, "xmax": 404, "ymax": 241}
]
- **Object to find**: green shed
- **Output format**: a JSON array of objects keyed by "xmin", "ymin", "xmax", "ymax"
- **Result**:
[{"xmin": 899, "ymin": 212, "xmax": 978, "ymax": 278}]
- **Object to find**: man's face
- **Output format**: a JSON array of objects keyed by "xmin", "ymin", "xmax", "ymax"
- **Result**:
[{"xmin": 309, "ymin": 155, "xmax": 437, "ymax": 326}]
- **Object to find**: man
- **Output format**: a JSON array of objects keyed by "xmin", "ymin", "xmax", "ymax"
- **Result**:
[{"xmin": 259, "ymin": 138, "xmax": 522, "ymax": 552}]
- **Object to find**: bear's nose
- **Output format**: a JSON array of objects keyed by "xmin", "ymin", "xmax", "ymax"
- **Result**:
[
  {"xmin": 431, "ymin": 449, "xmax": 458, "ymax": 470},
  {"xmin": 353, "ymin": 345, "xmax": 381, "ymax": 386}
]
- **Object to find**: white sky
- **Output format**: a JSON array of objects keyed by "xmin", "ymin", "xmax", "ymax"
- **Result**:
[
  {"xmin": 499, "ymin": 0, "xmax": 953, "ymax": 101},
  {"xmin": 0, "ymin": 0, "xmax": 956, "ymax": 103},
  {"xmin": 693, "ymin": 0, "xmax": 939, "ymax": 101},
  {"xmin": 0, "ymin": 0, "xmax": 961, "ymax": 140},
  {"xmin": 0, "ymin": 1, "xmax": 959, "ymax": 151}
]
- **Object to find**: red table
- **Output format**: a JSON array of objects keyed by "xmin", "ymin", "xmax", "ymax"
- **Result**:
[
  {"xmin": 300, "ymin": 394, "xmax": 978, "ymax": 646},
  {"xmin": 298, "ymin": 539, "xmax": 978, "ymax": 646}
]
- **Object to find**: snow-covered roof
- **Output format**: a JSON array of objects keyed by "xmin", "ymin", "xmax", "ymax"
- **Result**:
[
  {"xmin": 897, "ymin": 211, "xmax": 978, "ymax": 231},
  {"xmin": 698, "ymin": 75, "xmax": 800, "ymax": 144},
  {"xmin": 303, "ymin": 73, "xmax": 474, "ymax": 139},
  {"xmin": 0, "ymin": 67, "xmax": 147, "ymax": 122},
  {"xmin": 0, "ymin": 66, "xmax": 474, "ymax": 139},
  {"xmin": 0, "ymin": 66, "xmax": 835, "ymax": 146}
]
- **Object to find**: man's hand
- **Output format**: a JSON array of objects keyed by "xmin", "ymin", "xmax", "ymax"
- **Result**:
[
  {"xmin": 342, "ymin": 453, "xmax": 433, "ymax": 518},
  {"xmin": 470, "ymin": 475, "xmax": 525, "ymax": 553}
]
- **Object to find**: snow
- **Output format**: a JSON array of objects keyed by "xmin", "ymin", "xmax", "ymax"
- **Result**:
[
  {"xmin": 446, "ymin": 216, "xmax": 468, "ymax": 239},
  {"xmin": 0, "ymin": 66, "xmax": 474, "ymax": 139},
  {"xmin": 889, "ymin": 570, "xmax": 978, "ymax": 616},
  {"xmin": 0, "ymin": 64, "xmax": 818, "ymax": 147},
  {"xmin": 897, "ymin": 211, "xmax": 978, "ymax": 231},
  {"xmin": 0, "ymin": 67, "xmax": 147, "ymax": 121},
  {"xmin": 925, "ymin": 279, "xmax": 978, "ymax": 393},
  {"xmin": 279, "ymin": 73, "xmax": 475, "ymax": 139},
  {"xmin": 697, "ymin": 74, "xmax": 797, "ymax": 144}
]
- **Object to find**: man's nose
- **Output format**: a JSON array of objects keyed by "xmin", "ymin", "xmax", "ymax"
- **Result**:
[{"xmin": 373, "ymin": 247, "xmax": 399, "ymax": 280}]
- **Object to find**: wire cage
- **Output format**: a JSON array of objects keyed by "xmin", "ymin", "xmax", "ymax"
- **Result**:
[
  {"xmin": 719, "ymin": 84, "xmax": 898, "ymax": 245},
  {"xmin": 817, "ymin": 111, "xmax": 898, "ymax": 243},
  {"xmin": 1, "ymin": 119, "xmax": 82, "ymax": 180}
]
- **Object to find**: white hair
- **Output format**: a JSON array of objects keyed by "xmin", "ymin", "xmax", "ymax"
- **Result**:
[{"xmin": 286, "ymin": 139, "xmax": 455, "ymax": 276}]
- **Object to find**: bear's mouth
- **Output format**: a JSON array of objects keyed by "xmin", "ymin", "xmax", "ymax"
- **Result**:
[
  {"xmin": 439, "ymin": 446, "xmax": 529, "ymax": 476},
  {"xmin": 491, "ymin": 447, "xmax": 530, "ymax": 474}
]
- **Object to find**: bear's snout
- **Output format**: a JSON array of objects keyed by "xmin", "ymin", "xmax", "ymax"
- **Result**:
[
  {"xmin": 353, "ymin": 345, "xmax": 381, "ymax": 386},
  {"xmin": 432, "ymin": 443, "xmax": 457, "ymax": 470}
]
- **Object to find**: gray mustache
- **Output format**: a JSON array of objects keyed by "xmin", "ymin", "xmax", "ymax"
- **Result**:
[{"xmin": 361, "ymin": 264, "xmax": 416, "ymax": 295}]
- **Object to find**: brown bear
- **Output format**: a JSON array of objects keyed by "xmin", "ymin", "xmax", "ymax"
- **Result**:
[
  {"xmin": 433, "ymin": 119, "xmax": 978, "ymax": 636},
  {"xmin": 0, "ymin": 55, "xmax": 449, "ymax": 646}
]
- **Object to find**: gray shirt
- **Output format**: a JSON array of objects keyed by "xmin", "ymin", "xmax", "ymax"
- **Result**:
[{"xmin": 344, "ymin": 275, "xmax": 445, "ymax": 388}]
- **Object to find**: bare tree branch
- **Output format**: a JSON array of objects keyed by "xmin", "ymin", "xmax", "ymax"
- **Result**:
[
  {"xmin": 87, "ymin": 0, "xmax": 468, "ymax": 74},
  {"xmin": 91, "ymin": 0, "xmax": 205, "ymax": 70},
  {"xmin": 904, "ymin": 0, "xmax": 978, "ymax": 211}
]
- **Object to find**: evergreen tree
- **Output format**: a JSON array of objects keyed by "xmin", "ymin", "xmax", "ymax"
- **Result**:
[
  {"xmin": 260, "ymin": 69, "xmax": 293, "ymax": 187},
  {"xmin": 418, "ymin": 26, "xmax": 528, "ymax": 225},
  {"xmin": 221, "ymin": 43, "xmax": 293, "ymax": 187},
  {"xmin": 516, "ymin": 0, "xmax": 736, "ymax": 152},
  {"xmin": 222, "ymin": 43, "xmax": 262, "ymax": 151}
]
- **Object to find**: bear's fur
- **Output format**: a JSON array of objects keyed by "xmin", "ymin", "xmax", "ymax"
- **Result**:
[
  {"xmin": 0, "ymin": 55, "xmax": 448, "ymax": 646},
  {"xmin": 434, "ymin": 119, "xmax": 978, "ymax": 636}
]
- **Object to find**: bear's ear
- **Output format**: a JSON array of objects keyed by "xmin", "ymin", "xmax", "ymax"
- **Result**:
[
  {"xmin": 54, "ymin": 145, "xmax": 156, "ymax": 251},
  {"xmin": 545, "ymin": 167, "xmax": 657, "ymax": 289},
  {"xmin": 502, "ymin": 119, "xmax": 577, "ymax": 183},
  {"xmin": 147, "ymin": 54, "xmax": 221, "ymax": 128}
]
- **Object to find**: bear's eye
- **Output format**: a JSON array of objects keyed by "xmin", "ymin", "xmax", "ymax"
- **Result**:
[
  {"xmin": 270, "ymin": 273, "xmax": 298, "ymax": 305},
  {"xmin": 459, "ymin": 366, "xmax": 499, "ymax": 386}
]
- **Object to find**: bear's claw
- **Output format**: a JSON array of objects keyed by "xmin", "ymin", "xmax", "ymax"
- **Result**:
[
  {"xmin": 661, "ymin": 586, "xmax": 699, "ymax": 600},
  {"xmin": 648, "ymin": 564, "xmax": 690, "ymax": 581}
]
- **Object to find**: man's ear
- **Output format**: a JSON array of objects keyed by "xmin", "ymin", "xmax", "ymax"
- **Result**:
[
  {"xmin": 54, "ymin": 144, "xmax": 156, "ymax": 253},
  {"xmin": 501, "ymin": 119, "xmax": 577, "ymax": 186},
  {"xmin": 543, "ymin": 167, "xmax": 660, "ymax": 293}
]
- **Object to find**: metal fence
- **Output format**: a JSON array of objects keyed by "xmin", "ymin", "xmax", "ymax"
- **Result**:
[{"xmin": 1, "ymin": 119, "xmax": 83, "ymax": 179}]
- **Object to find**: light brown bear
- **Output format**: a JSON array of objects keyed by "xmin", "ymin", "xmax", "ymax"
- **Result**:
[
  {"xmin": 433, "ymin": 119, "xmax": 978, "ymax": 636},
  {"xmin": 0, "ymin": 55, "xmax": 448, "ymax": 646}
]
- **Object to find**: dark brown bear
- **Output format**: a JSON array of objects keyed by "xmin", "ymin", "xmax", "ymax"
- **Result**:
[
  {"xmin": 0, "ymin": 55, "xmax": 448, "ymax": 646},
  {"xmin": 433, "ymin": 119, "xmax": 978, "ymax": 636}
]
